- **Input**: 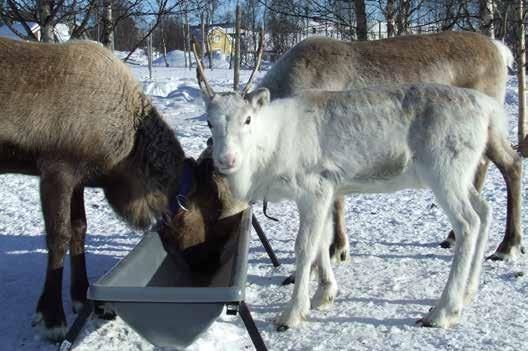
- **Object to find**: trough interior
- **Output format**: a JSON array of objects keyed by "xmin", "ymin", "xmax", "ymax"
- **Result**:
[{"xmin": 96, "ymin": 211, "xmax": 245, "ymax": 289}]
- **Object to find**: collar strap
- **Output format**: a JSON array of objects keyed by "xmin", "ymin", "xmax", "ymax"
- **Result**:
[{"xmin": 160, "ymin": 159, "xmax": 195, "ymax": 231}]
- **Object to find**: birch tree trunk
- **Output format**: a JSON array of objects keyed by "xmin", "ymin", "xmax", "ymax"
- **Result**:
[
  {"xmin": 396, "ymin": 0, "xmax": 410, "ymax": 35},
  {"xmin": 234, "ymin": 4, "xmax": 241, "ymax": 91},
  {"xmin": 185, "ymin": 9, "xmax": 192, "ymax": 70},
  {"xmin": 205, "ymin": 8, "xmax": 213, "ymax": 69},
  {"xmin": 354, "ymin": 0, "xmax": 368, "ymax": 40},
  {"xmin": 480, "ymin": 0, "xmax": 495, "ymax": 38},
  {"xmin": 160, "ymin": 17, "xmax": 169, "ymax": 67},
  {"xmin": 148, "ymin": 31, "xmax": 153, "ymax": 79},
  {"xmin": 183, "ymin": 19, "xmax": 188, "ymax": 68},
  {"xmin": 101, "ymin": 0, "xmax": 114, "ymax": 50},
  {"xmin": 518, "ymin": 0, "xmax": 526, "ymax": 153},
  {"xmin": 200, "ymin": 12, "xmax": 206, "ymax": 63}
]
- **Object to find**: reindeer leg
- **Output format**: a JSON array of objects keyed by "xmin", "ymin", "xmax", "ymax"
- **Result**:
[
  {"xmin": 311, "ymin": 212, "xmax": 338, "ymax": 311},
  {"xmin": 33, "ymin": 163, "xmax": 76, "ymax": 341},
  {"xmin": 69, "ymin": 186, "xmax": 116, "ymax": 320},
  {"xmin": 329, "ymin": 196, "xmax": 349, "ymax": 263},
  {"xmin": 276, "ymin": 183, "xmax": 334, "ymax": 330},
  {"xmin": 487, "ymin": 140, "xmax": 524, "ymax": 260},
  {"xmin": 69, "ymin": 186, "xmax": 89, "ymax": 314},
  {"xmin": 440, "ymin": 158, "xmax": 489, "ymax": 249},
  {"xmin": 420, "ymin": 183, "xmax": 480, "ymax": 328}
]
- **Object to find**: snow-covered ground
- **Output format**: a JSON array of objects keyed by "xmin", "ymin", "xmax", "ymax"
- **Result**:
[
  {"xmin": 152, "ymin": 50, "xmax": 230, "ymax": 69},
  {"xmin": 1, "ymin": 64, "xmax": 527, "ymax": 351}
]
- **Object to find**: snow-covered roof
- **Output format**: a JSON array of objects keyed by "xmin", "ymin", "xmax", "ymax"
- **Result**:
[
  {"xmin": 0, "ymin": 22, "xmax": 70, "ymax": 42},
  {"xmin": 0, "ymin": 22, "xmax": 39, "ymax": 40},
  {"xmin": 54, "ymin": 23, "xmax": 71, "ymax": 42}
]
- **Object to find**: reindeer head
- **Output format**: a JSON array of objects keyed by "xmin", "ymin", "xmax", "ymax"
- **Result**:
[
  {"xmin": 159, "ymin": 140, "xmax": 248, "ymax": 265},
  {"xmin": 193, "ymin": 29, "xmax": 267, "ymax": 175}
]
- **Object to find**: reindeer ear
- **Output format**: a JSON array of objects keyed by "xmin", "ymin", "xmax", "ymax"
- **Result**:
[{"xmin": 245, "ymin": 88, "xmax": 270, "ymax": 109}]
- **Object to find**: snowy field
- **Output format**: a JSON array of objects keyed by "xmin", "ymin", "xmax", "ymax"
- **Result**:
[{"xmin": 1, "ymin": 64, "xmax": 527, "ymax": 351}]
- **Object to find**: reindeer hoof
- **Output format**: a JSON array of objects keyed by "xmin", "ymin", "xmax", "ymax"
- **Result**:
[
  {"xmin": 439, "ymin": 239, "xmax": 454, "ymax": 249},
  {"xmin": 416, "ymin": 318, "xmax": 437, "ymax": 328},
  {"xmin": 330, "ymin": 244, "xmax": 349, "ymax": 264},
  {"xmin": 276, "ymin": 325, "xmax": 289, "ymax": 332},
  {"xmin": 282, "ymin": 274, "xmax": 295, "ymax": 285},
  {"xmin": 486, "ymin": 253, "xmax": 504, "ymax": 261},
  {"xmin": 32, "ymin": 312, "xmax": 67, "ymax": 341}
]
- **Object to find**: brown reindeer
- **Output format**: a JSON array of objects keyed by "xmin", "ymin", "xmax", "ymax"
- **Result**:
[
  {"xmin": 256, "ymin": 31, "xmax": 523, "ymax": 262},
  {"xmin": 0, "ymin": 36, "xmax": 219, "ymax": 341}
]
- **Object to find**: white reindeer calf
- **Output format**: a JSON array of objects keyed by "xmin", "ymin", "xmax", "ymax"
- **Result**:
[{"xmin": 205, "ymin": 84, "xmax": 510, "ymax": 330}]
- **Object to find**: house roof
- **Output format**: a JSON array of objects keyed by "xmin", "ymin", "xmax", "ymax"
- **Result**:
[
  {"xmin": 0, "ymin": 22, "xmax": 70, "ymax": 41},
  {"xmin": 190, "ymin": 22, "xmax": 249, "ymax": 42},
  {"xmin": 0, "ymin": 22, "xmax": 39, "ymax": 40}
]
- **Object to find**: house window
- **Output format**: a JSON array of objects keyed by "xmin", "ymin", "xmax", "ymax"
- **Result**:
[{"xmin": 213, "ymin": 35, "xmax": 221, "ymax": 43}]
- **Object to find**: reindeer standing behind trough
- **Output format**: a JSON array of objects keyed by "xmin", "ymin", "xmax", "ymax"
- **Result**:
[
  {"xmin": 201, "ymin": 77, "xmax": 512, "ymax": 330},
  {"xmin": 256, "ymin": 31, "xmax": 522, "ymax": 262},
  {"xmin": 0, "ymin": 37, "xmax": 219, "ymax": 341}
]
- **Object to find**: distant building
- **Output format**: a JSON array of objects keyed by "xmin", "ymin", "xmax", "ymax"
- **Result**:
[
  {"xmin": 207, "ymin": 26, "xmax": 234, "ymax": 56},
  {"xmin": 0, "ymin": 22, "xmax": 70, "ymax": 42},
  {"xmin": 191, "ymin": 23, "xmax": 251, "ymax": 57},
  {"xmin": 0, "ymin": 22, "xmax": 40, "ymax": 41}
]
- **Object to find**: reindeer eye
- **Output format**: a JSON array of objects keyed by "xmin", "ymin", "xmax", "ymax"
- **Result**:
[
  {"xmin": 245, "ymin": 116, "xmax": 251, "ymax": 125},
  {"xmin": 207, "ymin": 120, "xmax": 212, "ymax": 129}
]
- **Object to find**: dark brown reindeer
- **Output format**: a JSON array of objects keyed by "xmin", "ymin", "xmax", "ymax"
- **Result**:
[{"xmin": 0, "ymin": 36, "xmax": 226, "ymax": 341}]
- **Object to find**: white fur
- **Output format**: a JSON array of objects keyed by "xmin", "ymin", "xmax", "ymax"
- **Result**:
[
  {"xmin": 32, "ymin": 312, "xmax": 67, "ymax": 341},
  {"xmin": 492, "ymin": 39, "xmax": 514, "ymax": 68},
  {"xmin": 206, "ymin": 83, "xmax": 503, "ymax": 329}
]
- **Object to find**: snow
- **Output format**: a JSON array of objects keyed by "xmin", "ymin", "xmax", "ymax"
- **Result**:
[
  {"xmin": 153, "ymin": 50, "xmax": 231, "ymax": 69},
  {"xmin": 114, "ymin": 49, "xmax": 151, "ymax": 66},
  {"xmin": 1, "ymin": 64, "xmax": 527, "ymax": 351}
]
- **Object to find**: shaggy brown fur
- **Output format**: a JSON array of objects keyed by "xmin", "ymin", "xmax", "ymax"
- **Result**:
[
  {"xmin": 0, "ymin": 37, "xmax": 194, "ymax": 340},
  {"xmin": 161, "ymin": 142, "xmax": 244, "ymax": 253},
  {"xmin": 257, "ymin": 31, "xmax": 522, "ymax": 261}
]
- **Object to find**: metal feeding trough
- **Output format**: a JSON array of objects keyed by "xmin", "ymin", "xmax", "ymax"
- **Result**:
[{"xmin": 59, "ymin": 208, "xmax": 279, "ymax": 351}]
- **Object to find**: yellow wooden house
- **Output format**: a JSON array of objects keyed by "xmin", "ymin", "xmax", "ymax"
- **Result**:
[
  {"xmin": 207, "ymin": 26, "xmax": 233, "ymax": 56},
  {"xmin": 192, "ymin": 25, "xmax": 237, "ymax": 57}
]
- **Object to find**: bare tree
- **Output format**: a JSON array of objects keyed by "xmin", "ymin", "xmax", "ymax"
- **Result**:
[
  {"xmin": 101, "ymin": 0, "xmax": 114, "ymax": 49},
  {"xmin": 185, "ymin": 6, "xmax": 192, "ymax": 69},
  {"xmin": 479, "ymin": 0, "xmax": 495, "ymax": 38},
  {"xmin": 386, "ymin": 0, "xmax": 396, "ymax": 37},
  {"xmin": 205, "ymin": 4, "xmax": 214, "ymax": 69},
  {"xmin": 200, "ymin": 11, "xmax": 206, "ymax": 61},
  {"xmin": 234, "ymin": 3, "xmax": 241, "ymax": 90},
  {"xmin": 1, "ymin": 0, "xmax": 98, "ymax": 42},
  {"xmin": 354, "ymin": 0, "xmax": 368, "ymax": 40}
]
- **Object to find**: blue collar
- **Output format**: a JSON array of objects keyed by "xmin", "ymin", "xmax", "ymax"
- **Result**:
[{"xmin": 160, "ymin": 159, "xmax": 194, "ymax": 230}]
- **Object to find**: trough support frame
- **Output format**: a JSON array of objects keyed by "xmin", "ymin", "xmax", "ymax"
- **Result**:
[
  {"xmin": 58, "ymin": 301, "xmax": 94, "ymax": 351},
  {"xmin": 230, "ymin": 300, "xmax": 268, "ymax": 351},
  {"xmin": 252, "ymin": 214, "xmax": 281, "ymax": 267}
]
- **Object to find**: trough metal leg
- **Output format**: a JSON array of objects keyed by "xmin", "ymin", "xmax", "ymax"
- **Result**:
[
  {"xmin": 58, "ymin": 301, "xmax": 93, "ymax": 351},
  {"xmin": 238, "ymin": 301, "xmax": 268, "ymax": 351},
  {"xmin": 252, "ymin": 214, "xmax": 280, "ymax": 267}
]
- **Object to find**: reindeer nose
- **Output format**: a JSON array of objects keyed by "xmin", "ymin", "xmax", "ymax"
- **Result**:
[{"xmin": 220, "ymin": 153, "xmax": 236, "ymax": 168}]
